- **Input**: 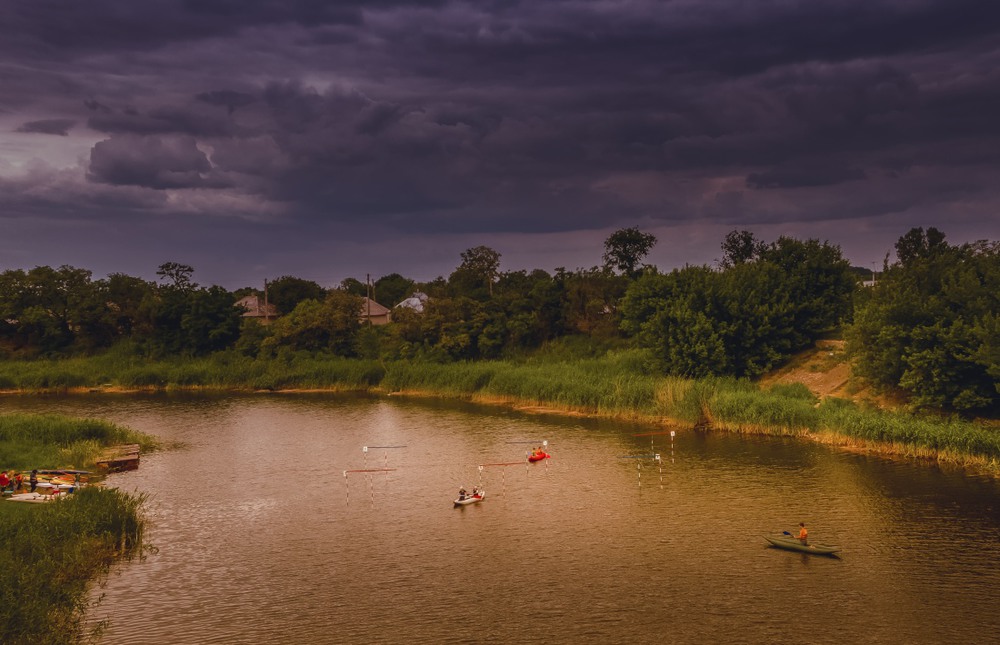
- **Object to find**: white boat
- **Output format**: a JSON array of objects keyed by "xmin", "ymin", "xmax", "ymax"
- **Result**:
[
  {"xmin": 6, "ymin": 492, "xmax": 65, "ymax": 503},
  {"xmin": 35, "ymin": 482, "xmax": 76, "ymax": 491},
  {"xmin": 454, "ymin": 490, "xmax": 485, "ymax": 506}
]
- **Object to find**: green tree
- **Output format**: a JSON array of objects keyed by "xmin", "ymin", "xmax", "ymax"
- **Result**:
[
  {"xmin": 374, "ymin": 273, "xmax": 415, "ymax": 308},
  {"xmin": 144, "ymin": 266, "xmax": 242, "ymax": 356},
  {"xmin": 603, "ymin": 227, "xmax": 657, "ymax": 278},
  {"xmin": 622, "ymin": 233, "xmax": 853, "ymax": 378},
  {"xmin": 559, "ymin": 267, "xmax": 628, "ymax": 338},
  {"xmin": 156, "ymin": 262, "xmax": 196, "ymax": 289},
  {"xmin": 263, "ymin": 290, "xmax": 363, "ymax": 356},
  {"xmin": 102, "ymin": 273, "xmax": 155, "ymax": 339},
  {"xmin": 267, "ymin": 276, "xmax": 326, "ymax": 315},
  {"xmin": 0, "ymin": 265, "xmax": 107, "ymax": 355},
  {"xmin": 757, "ymin": 237, "xmax": 855, "ymax": 348},
  {"xmin": 339, "ymin": 277, "xmax": 368, "ymax": 297},
  {"xmin": 847, "ymin": 231, "xmax": 999, "ymax": 413},
  {"xmin": 450, "ymin": 246, "xmax": 501, "ymax": 298},
  {"xmin": 894, "ymin": 226, "xmax": 947, "ymax": 267},
  {"xmin": 181, "ymin": 286, "xmax": 244, "ymax": 355},
  {"xmin": 719, "ymin": 229, "xmax": 764, "ymax": 268}
]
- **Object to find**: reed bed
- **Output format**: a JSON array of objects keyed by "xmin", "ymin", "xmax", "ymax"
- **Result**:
[
  {"xmin": 0, "ymin": 487, "xmax": 149, "ymax": 645},
  {"xmin": 815, "ymin": 399, "xmax": 1000, "ymax": 465},
  {"xmin": 0, "ymin": 412, "xmax": 155, "ymax": 644},
  {"xmin": 0, "ymin": 414, "xmax": 159, "ymax": 470},
  {"xmin": 1, "ymin": 351, "xmax": 997, "ymax": 467}
]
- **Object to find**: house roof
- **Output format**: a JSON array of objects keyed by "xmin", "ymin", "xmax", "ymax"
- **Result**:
[
  {"xmin": 395, "ymin": 294, "xmax": 427, "ymax": 312},
  {"xmin": 358, "ymin": 297, "xmax": 391, "ymax": 317},
  {"xmin": 235, "ymin": 295, "xmax": 279, "ymax": 317}
]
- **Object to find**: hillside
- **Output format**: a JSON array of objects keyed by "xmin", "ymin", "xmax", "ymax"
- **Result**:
[{"xmin": 760, "ymin": 339, "xmax": 859, "ymax": 401}]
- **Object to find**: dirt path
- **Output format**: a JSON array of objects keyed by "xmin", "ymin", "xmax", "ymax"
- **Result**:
[{"xmin": 759, "ymin": 340, "xmax": 855, "ymax": 399}]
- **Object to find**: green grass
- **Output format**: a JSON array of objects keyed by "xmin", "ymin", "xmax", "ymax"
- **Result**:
[
  {"xmin": 0, "ymin": 413, "xmax": 156, "ymax": 644},
  {"xmin": 0, "ymin": 487, "xmax": 149, "ymax": 644},
  {"xmin": 1, "ymin": 349, "xmax": 998, "ymax": 468},
  {"xmin": 0, "ymin": 414, "xmax": 159, "ymax": 471}
]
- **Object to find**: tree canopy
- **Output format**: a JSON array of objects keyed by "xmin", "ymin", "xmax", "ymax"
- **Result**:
[
  {"xmin": 847, "ymin": 229, "xmax": 999, "ymax": 414},
  {"xmin": 603, "ymin": 227, "xmax": 657, "ymax": 277}
]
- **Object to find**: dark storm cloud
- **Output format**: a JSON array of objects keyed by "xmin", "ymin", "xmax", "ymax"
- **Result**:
[
  {"xmin": 3, "ymin": 0, "xmax": 1000, "ymax": 283},
  {"xmin": 747, "ymin": 160, "xmax": 867, "ymax": 190},
  {"xmin": 88, "ymin": 135, "xmax": 217, "ymax": 189},
  {"xmin": 196, "ymin": 90, "xmax": 257, "ymax": 115},
  {"xmin": 16, "ymin": 118, "xmax": 75, "ymax": 135},
  {"xmin": 0, "ymin": 0, "xmax": 446, "ymax": 59}
]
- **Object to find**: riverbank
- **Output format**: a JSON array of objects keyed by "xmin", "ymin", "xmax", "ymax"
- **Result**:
[
  {"xmin": 1, "ymin": 349, "xmax": 997, "ymax": 474},
  {"xmin": 0, "ymin": 414, "xmax": 158, "ymax": 644}
]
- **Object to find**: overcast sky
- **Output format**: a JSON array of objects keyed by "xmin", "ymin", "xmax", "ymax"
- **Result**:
[{"xmin": 2, "ymin": 0, "xmax": 999, "ymax": 290}]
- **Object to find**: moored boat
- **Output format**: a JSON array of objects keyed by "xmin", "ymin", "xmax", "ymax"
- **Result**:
[
  {"xmin": 6, "ymin": 492, "xmax": 66, "ymax": 503},
  {"xmin": 764, "ymin": 535, "xmax": 841, "ymax": 555}
]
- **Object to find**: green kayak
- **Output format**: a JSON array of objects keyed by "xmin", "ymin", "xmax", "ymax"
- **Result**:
[{"xmin": 764, "ymin": 535, "xmax": 841, "ymax": 555}]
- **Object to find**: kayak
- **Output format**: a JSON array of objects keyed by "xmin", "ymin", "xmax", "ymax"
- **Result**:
[
  {"xmin": 35, "ymin": 482, "xmax": 78, "ymax": 492},
  {"xmin": 6, "ymin": 492, "xmax": 65, "ymax": 504},
  {"xmin": 528, "ymin": 452, "xmax": 550, "ymax": 462},
  {"xmin": 454, "ymin": 491, "xmax": 485, "ymax": 507},
  {"xmin": 764, "ymin": 535, "xmax": 841, "ymax": 555}
]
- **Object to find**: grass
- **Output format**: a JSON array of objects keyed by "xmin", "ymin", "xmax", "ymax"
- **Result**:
[
  {"xmin": 0, "ymin": 349, "xmax": 997, "ymax": 470},
  {"xmin": 0, "ymin": 487, "xmax": 150, "ymax": 645},
  {"xmin": 0, "ymin": 414, "xmax": 160, "ymax": 471},
  {"xmin": 0, "ymin": 414, "xmax": 157, "ymax": 644}
]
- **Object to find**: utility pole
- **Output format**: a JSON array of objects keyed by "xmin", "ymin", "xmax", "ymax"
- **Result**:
[{"xmin": 263, "ymin": 278, "xmax": 271, "ymax": 322}]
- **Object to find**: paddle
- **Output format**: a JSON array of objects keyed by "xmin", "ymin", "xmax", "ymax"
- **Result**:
[{"xmin": 783, "ymin": 530, "xmax": 811, "ymax": 547}]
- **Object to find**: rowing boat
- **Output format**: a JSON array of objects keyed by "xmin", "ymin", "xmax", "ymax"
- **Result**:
[
  {"xmin": 454, "ymin": 491, "xmax": 485, "ymax": 506},
  {"xmin": 764, "ymin": 535, "xmax": 841, "ymax": 555}
]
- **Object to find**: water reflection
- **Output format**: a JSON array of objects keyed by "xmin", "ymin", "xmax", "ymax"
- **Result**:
[{"xmin": 1, "ymin": 393, "xmax": 999, "ymax": 644}]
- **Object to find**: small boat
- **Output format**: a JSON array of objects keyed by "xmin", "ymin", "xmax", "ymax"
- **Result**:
[
  {"xmin": 764, "ymin": 535, "xmax": 841, "ymax": 555},
  {"xmin": 454, "ymin": 491, "xmax": 485, "ymax": 507},
  {"xmin": 6, "ymin": 492, "xmax": 65, "ymax": 504},
  {"xmin": 528, "ymin": 452, "xmax": 550, "ymax": 462}
]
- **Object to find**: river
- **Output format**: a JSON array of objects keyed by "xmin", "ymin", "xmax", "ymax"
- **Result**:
[{"xmin": 4, "ymin": 393, "xmax": 999, "ymax": 644}]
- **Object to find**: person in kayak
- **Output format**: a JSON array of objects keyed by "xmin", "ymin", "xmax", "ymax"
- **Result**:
[{"xmin": 796, "ymin": 522, "xmax": 808, "ymax": 545}]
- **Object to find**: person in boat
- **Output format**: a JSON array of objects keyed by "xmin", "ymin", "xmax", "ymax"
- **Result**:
[
  {"xmin": 29, "ymin": 469, "xmax": 38, "ymax": 493},
  {"xmin": 458, "ymin": 487, "xmax": 468, "ymax": 501},
  {"xmin": 796, "ymin": 522, "xmax": 808, "ymax": 545},
  {"xmin": 471, "ymin": 487, "xmax": 480, "ymax": 498}
]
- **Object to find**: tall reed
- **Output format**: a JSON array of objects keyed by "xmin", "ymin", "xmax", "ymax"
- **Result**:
[
  {"xmin": 1, "ymin": 351, "xmax": 997, "ymax": 467},
  {"xmin": 0, "ymin": 414, "xmax": 159, "ymax": 470},
  {"xmin": 0, "ymin": 487, "xmax": 150, "ymax": 644}
]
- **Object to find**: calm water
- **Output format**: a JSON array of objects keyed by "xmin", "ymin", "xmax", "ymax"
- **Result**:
[{"xmin": 4, "ymin": 393, "xmax": 1000, "ymax": 644}]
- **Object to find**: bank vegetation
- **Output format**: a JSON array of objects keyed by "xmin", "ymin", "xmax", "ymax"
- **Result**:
[{"xmin": 0, "ymin": 415, "xmax": 157, "ymax": 644}]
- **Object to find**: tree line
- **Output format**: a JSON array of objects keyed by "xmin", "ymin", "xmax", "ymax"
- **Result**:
[{"xmin": 0, "ymin": 227, "xmax": 996, "ymax": 415}]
